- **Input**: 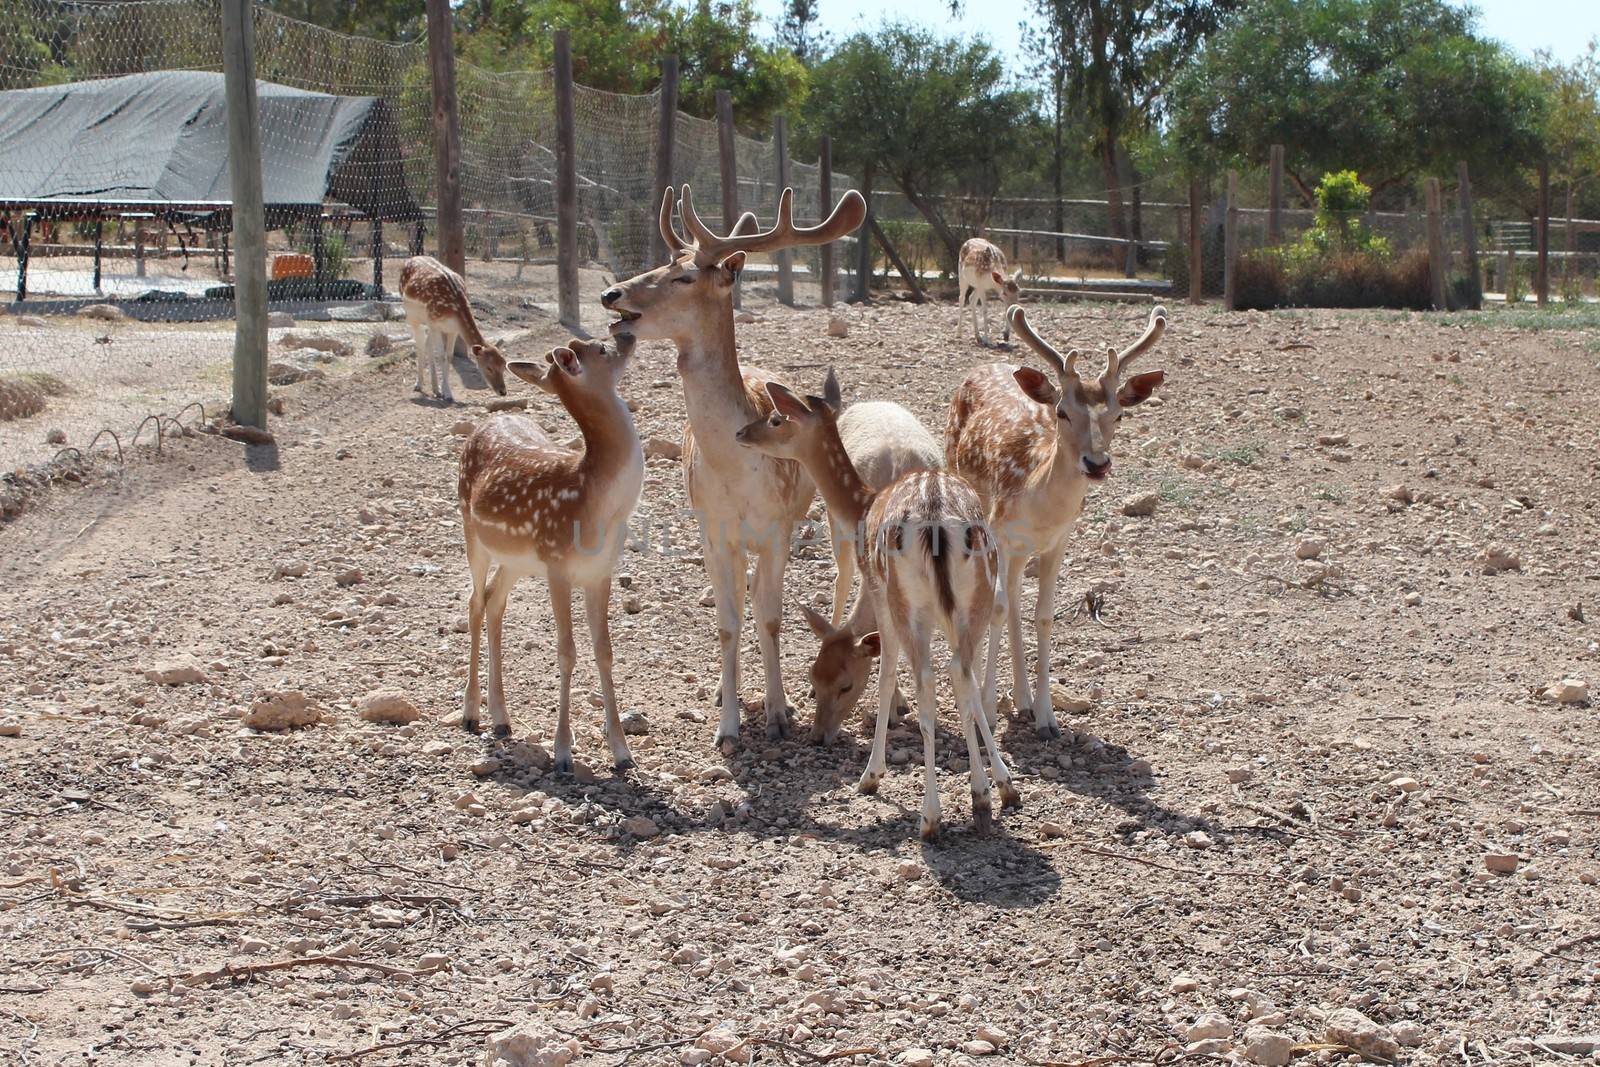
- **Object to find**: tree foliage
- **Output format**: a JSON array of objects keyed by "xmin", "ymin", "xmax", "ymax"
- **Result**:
[
  {"xmin": 1168, "ymin": 0, "xmax": 1548, "ymax": 201},
  {"xmin": 803, "ymin": 24, "xmax": 1034, "ymax": 267},
  {"xmin": 1536, "ymin": 40, "xmax": 1600, "ymax": 218}
]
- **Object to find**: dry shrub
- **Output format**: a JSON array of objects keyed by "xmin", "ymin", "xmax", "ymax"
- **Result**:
[
  {"xmin": 1234, "ymin": 249, "xmax": 1435, "ymax": 311},
  {"xmin": 0, "ymin": 372, "xmax": 68, "ymax": 422}
]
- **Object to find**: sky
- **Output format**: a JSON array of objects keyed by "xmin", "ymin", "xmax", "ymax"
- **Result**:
[{"xmin": 752, "ymin": 0, "xmax": 1597, "ymax": 71}]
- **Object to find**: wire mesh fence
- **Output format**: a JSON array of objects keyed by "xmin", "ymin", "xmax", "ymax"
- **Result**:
[{"xmin": 0, "ymin": 0, "xmax": 853, "ymax": 477}]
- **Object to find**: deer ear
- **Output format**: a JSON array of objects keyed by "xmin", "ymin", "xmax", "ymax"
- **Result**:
[
  {"xmin": 1117, "ymin": 370, "xmax": 1165, "ymax": 407},
  {"xmin": 799, "ymin": 604, "xmax": 833, "ymax": 639},
  {"xmin": 716, "ymin": 251, "xmax": 745, "ymax": 287},
  {"xmin": 856, "ymin": 631, "xmax": 883, "ymax": 658},
  {"xmin": 1013, "ymin": 367, "xmax": 1060, "ymax": 407},
  {"xmin": 508, "ymin": 361, "xmax": 558, "ymax": 394},
  {"xmin": 766, "ymin": 382, "xmax": 813, "ymax": 420},
  {"xmin": 550, "ymin": 346, "xmax": 583, "ymax": 378},
  {"xmin": 821, "ymin": 366, "xmax": 842, "ymax": 413}
]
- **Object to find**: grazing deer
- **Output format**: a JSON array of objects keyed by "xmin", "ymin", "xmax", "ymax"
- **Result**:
[
  {"xmin": 946, "ymin": 304, "xmax": 1166, "ymax": 739},
  {"xmin": 598, "ymin": 184, "xmax": 865, "ymax": 749},
  {"xmin": 457, "ymin": 335, "xmax": 643, "ymax": 772},
  {"xmin": 958, "ymin": 238, "xmax": 1023, "ymax": 346},
  {"xmin": 736, "ymin": 374, "xmax": 1019, "ymax": 838},
  {"xmin": 399, "ymin": 255, "xmax": 508, "ymax": 403}
]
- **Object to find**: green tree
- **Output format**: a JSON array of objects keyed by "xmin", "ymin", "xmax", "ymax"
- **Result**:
[
  {"xmin": 805, "ymin": 24, "xmax": 1034, "ymax": 268},
  {"xmin": 1027, "ymin": 0, "xmax": 1238, "ymax": 237},
  {"xmin": 1536, "ymin": 40, "xmax": 1600, "ymax": 231},
  {"xmin": 263, "ymin": 0, "xmax": 426, "ymax": 41},
  {"xmin": 778, "ymin": 0, "xmax": 826, "ymax": 65},
  {"xmin": 1169, "ymin": 0, "xmax": 1548, "ymax": 202}
]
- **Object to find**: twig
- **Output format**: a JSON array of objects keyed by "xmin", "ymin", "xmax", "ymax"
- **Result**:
[
  {"xmin": 743, "ymin": 1038, "xmax": 879, "ymax": 1063},
  {"xmin": 1278, "ymin": 342, "xmax": 1315, "ymax": 351},
  {"xmin": 180, "ymin": 954, "xmax": 449, "ymax": 987},
  {"xmin": 327, "ymin": 1018, "xmax": 513, "ymax": 1062}
]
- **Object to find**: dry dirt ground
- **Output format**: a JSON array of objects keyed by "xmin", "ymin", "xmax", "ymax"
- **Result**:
[{"xmin": 1, "ymin": 288, "xmax": 1598, "ymax": 1067}]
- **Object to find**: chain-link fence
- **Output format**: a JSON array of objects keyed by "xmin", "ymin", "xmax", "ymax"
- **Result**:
[{"xmin": 0, "ymin": 0, "xmax": 853, "ymax": 478}]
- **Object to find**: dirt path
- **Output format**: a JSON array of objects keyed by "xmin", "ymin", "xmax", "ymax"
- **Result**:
[{"xmin": 1, "ymin": 298, "xmax": 1597, "ymax": 1065}]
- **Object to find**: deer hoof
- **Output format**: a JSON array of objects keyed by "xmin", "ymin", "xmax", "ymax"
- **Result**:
[
  {"xmin": 1036, "ymin": 720, "xmax": 1061, "ymax": 741},
  {"xmin": 998, "ymin": 780, "xmax": 1022, "ymax": 810},
  {"xmin": 614, "ymin": 755, "xmax": 636, "ymax": 773},
  {"xmin": 971, "ymin": 796, "xmax": 994, "ymax": 835}
]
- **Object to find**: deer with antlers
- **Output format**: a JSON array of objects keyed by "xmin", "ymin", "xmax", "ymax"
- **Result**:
[
  {"xmin": 400, "ymin": 255, "xmax": 509, "ymax": 403},
  {"xmin": 457, "ymin": 335, "xmax": 643, "ymax": 772},
  {"xmin": 598, "ymin": 185, "xmax": 865, "ymax": 749},
  {"xmin": 736, "ymin": 371, "xmax": 1018, "ymax": 837},
  {"xmin": 946, "ymin": 304, "xmax": 1167, "ymax": 739}
]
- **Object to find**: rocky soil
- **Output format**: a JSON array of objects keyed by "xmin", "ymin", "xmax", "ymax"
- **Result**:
[{"xmin": 1, "ymin": 291, "xmax": 1598, "ymax": 1066}]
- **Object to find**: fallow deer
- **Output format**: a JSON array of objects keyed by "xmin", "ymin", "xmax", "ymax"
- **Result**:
[
  {"xmin": 794, "ymin": 372, "xmax": 942, "ymax": 739},
  {"xmin": 457, "ymin": 335, "xmax": 643, "ymax": 772},
  {"xmin": 400, "ymin": 255, "xmax": 508, "ymax": 403},
  {"xmin": 736, "ymin": 374, "xmax": 1019, "ymax": 838},
  {"xmin": 957, "ymin": 238, "xmax": 1023, "ymax": 346},
  {"xmin": 598, "ymin": 184, "xmax": 865, "ymax": 749},
  {"xmin": 946, "ymin": 304, "xmax": 1166, "ymax": 739}
]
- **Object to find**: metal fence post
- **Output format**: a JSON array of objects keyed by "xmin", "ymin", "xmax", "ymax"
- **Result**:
[{"xmin": 222, "ymin": 0, "xmax": 267, "ymax": 430}]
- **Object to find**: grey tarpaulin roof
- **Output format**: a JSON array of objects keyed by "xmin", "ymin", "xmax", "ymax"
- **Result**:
[{"xmin": 0, "ymin": 70, "xmax": 420, "ymax": 220}]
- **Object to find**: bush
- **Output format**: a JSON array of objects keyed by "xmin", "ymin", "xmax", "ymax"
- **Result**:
[{"xmin": 1234, "ymin": 248, "xmax": 1434, "ymax": 310}]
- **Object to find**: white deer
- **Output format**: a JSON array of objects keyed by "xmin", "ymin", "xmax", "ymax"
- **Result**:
[
  {"xmin": 736, "ymin": 373, "xmax": 1019, "ymax": 838},
  {"xmin": 598, "ymin": 185, "xmax": 865, "ymax": 749},
  {"xmin": 946, "ymin": 304, "xmax": 1167, "ymax": 738},
  {"xmin": 457, "ymin": 335, "xmax": 643, "ymax": 772},
  {"xmin": 957, "ymin": 237, "xmax": 1022, "ymax": 346},
  {"xmin": 399, "ymin": 255, "xmax": 508, "ymax": 402}
]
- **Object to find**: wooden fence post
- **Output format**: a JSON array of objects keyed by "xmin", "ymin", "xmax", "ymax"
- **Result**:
[
  {"xmin": 1456, "ymin": 161, "xmax": 1480, "ymax": 310},
  {"xmin": 773, "ymin": 114, "xmax": 794, "ymax": 306},
  {"xmin": 1268, "ymin": 144, "xmax": 1284, "ymax": 245},
  {"xmin": 650, "ymin": 55, "xmax": 680, "ymax": 268},
  {"xmin": 819, "ymin": 135, "xmax": 834, "ymax": 308},
  {"xmin": 425, "ymin": 0, "xmax": 464, "ymax": 276},
  {"xmin": 1188, "ymin": 178, "xmax": 1203, "ymax": 305},
  {"xmin": 1223, "ymin": 170, "xmax": 1238, "ymax": 311},
  {"xmin": 1425, "ymin": 177, "xmax": 1447, "ymax": 310},
  {"xmin": 222, "ymin": 0, "xmax": 267, "ymax": 430},
  {"xmin": 553, "ymin": 30, "xmax": 579, "ymax": 329},
  {"xmin": 1536, "ymin": 157, "xmax": 1550, "ymax": 307}
]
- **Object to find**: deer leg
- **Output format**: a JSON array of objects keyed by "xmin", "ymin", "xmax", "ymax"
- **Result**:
[
  {"xmin": 752, "ymin": 544, "xmax": 793, "ymax": 741},
  {"xmin": 958, "ymin": 656, "xmax": 1020, "ymax": 813},
  {"xmin": 705, "ymin": 539, "xmax": 747, "ymax": 749},
  {"xmin": 410, "ymin": 323, "xmax": 429, "ymax": 393},
  {"xmin": 437, "ymin": 327, "xmax": 457, "ymax": 403},
  {"xmin": 484, "ymin": 568, "xmax": 517, "ymax": 737},
  {"xmin": 584, "ymin": 579, "xmax": 633, "ymax": 772},
  {"xmin": 857, "ymin": 604, "xmax": 899, "ymax": 796},
  {"xmin": 959, "ymin": 284, "xmax": 973, "ymax": 339},
  {"xmin": 907, "ymin": 624, "xmax": 943, "ymax": 840},
  {"xmin": 1005, "ymin": 552, "xmax": 1030, "ymax": 721},
  {"xmin": 830, "ymin": 528, "xmax": 856, "ymax": 628},
  {"xmin": 983, "ymin": 552, "xmax": 1008, "ymax": 730},
  {"xmin": 463, "ymin": 542, "xmax": 490, "ymax": 732},
  {"xmin": 1031, "ymin": 546, "xmax": 1066, "ymax": 740},
  {"xmin": 548, "ymin": 574, "xmax": 576, "ymax": 771}
]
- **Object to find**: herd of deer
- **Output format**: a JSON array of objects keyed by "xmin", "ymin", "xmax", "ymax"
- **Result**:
[{"xmin": 401, "ymin": 189, "xmax": 1168, "ymax": 839}]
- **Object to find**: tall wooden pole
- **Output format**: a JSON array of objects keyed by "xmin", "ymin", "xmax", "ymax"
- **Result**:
[
  {"xmin": 1267, "ymin": 144, "xmax": 1284, "ymax": 245},
  {"xmin": 1187, "ymin": 177, "xmax": 1202, "ymax": 305},
  {"xmin": 819, "ymin": 135, "xmax": 834, "ymax": 308},
  {"xmin": 715, "ymin": 89, "xmax": 740, "ymax": 309},
  {"xmin": 650, "ymin": 55, "xmax": 680, "ymax": 267},
  {"xmin": 1536, "ymin": 156, "xmax": 1550, "ymax": 307},
  {"xmin": 773, "ymin": 113, "xmax": 794, "ymax": 306},
  {"xmin": 425, "ymin": 0, "xmax": 464, "ymax": 276},
  {"xmin": 1457, "ymin": 161, "xmax": 1480, "ymax": 310},
  {"xmin": 1223, "ymin": 170, "xmax": 1238, "ymax": 312},
  {"xmin": 222, "ymin": 0, "xmax": 267, "ymax": 430},
  {"xmin": 1424, "ymin": 177, "xmax": 1447, "ymax": 311},
  {"xmin": 553, "ymin": 31, "xmax": 579, "ymax": 329}
]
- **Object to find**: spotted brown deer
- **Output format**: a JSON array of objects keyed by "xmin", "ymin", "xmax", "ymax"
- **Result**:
[
  {"xmin": 400, "ymin": 255, "xmax": 508, "ymax": 403},
  {"xmin": 946, "ymin": 304, "xmax": 1167, "ymax": 739},
  {"xmin": 456, "ymin": 335, "xmax": 643, "ymax": 772},
  {"xmin": 957, "ymin": 238, "xmax": 1022, "ymax": 346},
  {"xmin": 598, "ymin": 184, "xmax": 865, "ymax": 749},
  {"xmin": 736, "ymin": 373, "xmax": 1019, "ymax": 839}
]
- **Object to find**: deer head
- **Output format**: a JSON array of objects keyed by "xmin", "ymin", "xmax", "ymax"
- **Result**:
[
  {"xmin": 798, "ymin": 604, "xmax": 881, "ymax": 743},
  {"xmin": 993, "ymin": 268, "xmax": 1022, "ymax": 302},
  {"xmin": 507, "ymin": 334, "xmax": 635, "ymax": 400},
  {"xmin": 1007, "ymin": 305, "xmax": 1167, "ymax": 481},
  {"xmin": 471, "ymin": 340, "xmax": 509, "ymax": 397},
  {"xmin": 598, "ymin": 186, "xmax": 866, "ymax": 355},
  {"xmin": 731, "ymin": 367, "xmax": 843, "ymax": 456}
]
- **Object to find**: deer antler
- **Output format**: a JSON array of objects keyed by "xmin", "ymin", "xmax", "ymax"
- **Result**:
[
  {"xmin": 1008, "ymin": 305, "xmax": 1080, "ymax": 379},
  {"xmin": 1102, "ymin": 305, "xmax": 1167, "ymax": 388},
  {"xmin": 676, "ymin": 184, "xmax": 866, "ymax": 261},
  {"xmin": 659, "ymin": 187, "xmax": 689, "ymax": 254}
]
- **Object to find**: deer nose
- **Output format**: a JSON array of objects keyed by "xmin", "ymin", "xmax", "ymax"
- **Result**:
[
  {"xmin": 600, "ymin": 287, "xmax": 623, "ymax": 308},
  {"xmin": 1083, "ymin": 457, "xmax": 1112, "ymax": 480}
]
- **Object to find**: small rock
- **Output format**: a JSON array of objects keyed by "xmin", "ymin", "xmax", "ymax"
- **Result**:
[
  {"xmin": 44, "ymin": 428, "xmax": 66, "ymax": 445},
  {"xmin": 267, "ymin": 360, "xmax": 324, "ymax": 385},
  {"xmin": 620, "ymin": 711, "xmax": 650, "ymax": 736},
  {"xmin": 644, "ymin": 436, "xmax": 683, "ymax": 461},
  {"xmin": 1050, "ymin": 685, "xmax": 1090, "ymax": 714},
  {"xmin": 334, "ymin": 566, "xmax": 364, "ymax": 587},
  {"xmin": 483, "ymin": 1021, "xmax": 579, "ymax": 1067},
  {"xmin": 1390, "ymin": 1021, "xmax": 1425, "ymax": 1048},
  {"xmin": 130, "ymin": 976, "xmax": 163, "ymax": 995},
  {"xmin": 279, "ymin": 331, "xmax": 353, "ymax": 359},
  {"xmin": 827, "ymin": 315, "xmax": 850, "ymax": 338},
  {"xmin": 1482, "ymin": 543, "xmax": 1520, "ymax": 574},
  {"xmin": 621, "ymin": 815, "xmax": 658, "ymax": 838},
  {"xmin": 698, "ymin": 587, "xmax": 717, "ymax": 607},
  {"xmin": 77, "ymin": 303, "xmax": 127, "ymax": 323},
  {"xmin": 1391, "ymin": 776, "xmax": 1422, "ymax": 792},
  {"xmin": 267, "ymin": 311, "xmax": 296, "ymax": 328},
  {"xmin": 243, "ymin": 690, "xmax": 322, "ymax": 730},
  {"xmin": 1038, "ymin": 821, "xmax": 1069, "ymax": 839},
  {"xmin": 1546, "ymin": 678, "xmax": 1588, "ymax": 705},
  {"xmin": 1383, "ymin": 482, "xmax": 1414, "ymax": 505},
  {"xmin": 239, "ymin": 936, "xmax": 272, "ymax": 954},
  {"xmin": 623, "ymin": 596, "xmax": 643, "ymax": 614},
  {"xmin": 1403, "ymin": 591, "xmax": 1423, "ymax": 607},
  {"xmin": 899, "ymin": 1050, "xmax": 935, "ymax": 1067},
  {"xmin": 1183, "ymin": 831, "xmax": 1214, "ymax": 850},
  {"xmin": 1316, "ymin": 433, "xmax": 1348, "ymax": 446},
  {"xmin": 734, "ymin": 310, "xmax": 759, "ymax": 324},
  {"xmin": 1294, "ymin": 538, "xmax": 1325, "ymax": 560},
  {"xmin": 271, "ymin": 559, "xmax": 309, "ymax": 580},
  {"xmin": 143, "ymin": 659, "xmax": 207, "ymax": 686},
  {"xmin": 1169, "ymin": 973, "xmax": 1200, "ymax": 994},
  {"xmin": 696, "ymin": 1027, "xmax": 742, "ymax": 1057},
  {"xmin": 360, "ymin": 689, "xmax": 420, "ymax": 724},
  {"xmin": 1241, "ymin": 1028, "xmax": 1294, "ymax": 1066},
  {"xmin": 1120, "ymin": 491, "xmax": 1160, "ymax": 517},
  {"xmin": 1534, "ymin": 1035, "xmax": 1600, "ymax": 1056},
  {"xmin": 974, "ymin": 1025, "xmax": 1009, "ymax": 1046},
  {"xmin": 1226, "ymin": 767, "xmax": 1254, "ymax": 784},
  {"xmin": 897, "ymin": 859, "xmax": 923, "ymax": 881},
  {"xmin": 451, "ymin": 419, "xmax": 477, "ymax": 436},
  {"xmin": 0, "ymin": 719, "xmax": 21, "ymax": 738},
  {"xmin": 961, "ymin": 1040, "xmax": 996, "ymax": 1056},
  {"xmin": 1324, "ymin": 1007, "xmax": 1400, "ymax": 1062},
  {"xmin": 1484, "ymin": 852, "xmax": 1520, "ymax": 874},
  {"xmin": 1186, "ymin": 1013, "xmax": 1232, "ymax": 1041}
]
